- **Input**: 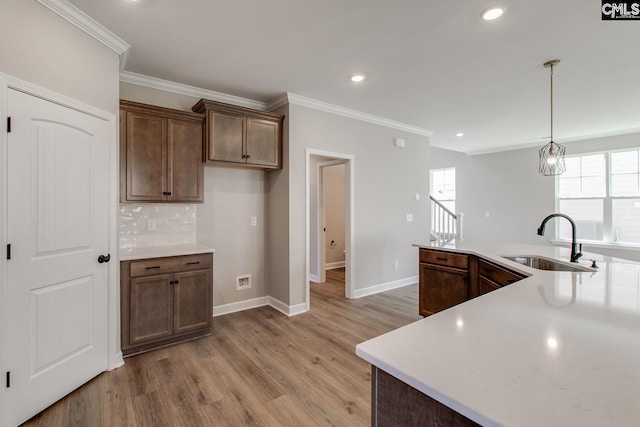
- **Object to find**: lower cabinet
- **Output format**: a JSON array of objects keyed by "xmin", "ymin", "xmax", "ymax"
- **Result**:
[
  {"xmin": 419, "ymin": 250, "xmax": 470, "ymax": 316},
  {"xmin": 121, "ymin": 253, "xmax": 213, "ymax": 356},
  {"xmin": 418, "ymin": 248, "xmax": 527, "ymax": 316}
]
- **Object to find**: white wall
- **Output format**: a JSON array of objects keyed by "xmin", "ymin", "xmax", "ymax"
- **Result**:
[
  {"xmin": 285, "ymin": 105, "xmax": 430, "ymax": 306},
  {"xmin": 430, "ymin": 132, "xmax": 640, "ymax": 262},
  {"xmin": 119, "ymin": 83, "xmax": 270, "ymax": 307}
]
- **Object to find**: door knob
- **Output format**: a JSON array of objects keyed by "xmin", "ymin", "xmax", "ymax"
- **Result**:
[{"xmin": 98, "ymin": 254, "xmax": 111, "ymax": 263}]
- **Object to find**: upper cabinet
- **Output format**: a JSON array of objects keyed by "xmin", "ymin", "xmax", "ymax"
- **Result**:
[
  {"xmin": 192, "ymin": 99, "xmax": 284, "ymax": 170},
  {"xmin": 120, "ymin": 100, "xmax": 205, "ymax": 203}
]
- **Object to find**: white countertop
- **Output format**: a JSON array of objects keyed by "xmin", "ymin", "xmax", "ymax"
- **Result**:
[
  {"xmin": 119, "ymin": 243, "xmax": 216, "ymax": 261},
  {"xmin": 355, "ymin": 241, "xmax": 640, "ymax": 427}
]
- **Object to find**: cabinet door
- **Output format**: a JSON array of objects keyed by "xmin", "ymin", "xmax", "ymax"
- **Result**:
[
  {"xmin": 129, "ymin": 274, "xmax": 173, "ymax": 345},
  {"xmin": 245, "ymin": 117, "xmax": 280, "ymax": 168},
  {"xmin": 207, "ymin": 110, "xmax": 245, "ymax": 163},
  {"xmin": 419, "ymin": 263, "xmax": 469, "ymax": 316},
  {"xmin": 167, "ymin": 118, "xmax": 203, "ymax": 202},
  {"xmin": 173, "ymin": 269, "xmax": 212, "ymax": 335},
  {"xmin": 124, "ymin": 111, "xmax": 167, "ymax": 201},
  {"xmin": 478, "ymin": 276, "xmax": 501, "ymax": 296}
]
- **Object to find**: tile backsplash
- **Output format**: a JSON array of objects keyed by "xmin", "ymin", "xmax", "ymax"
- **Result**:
[{"xmin": 119, "ymin": 204, "xmax": 197, "ymax": 249}]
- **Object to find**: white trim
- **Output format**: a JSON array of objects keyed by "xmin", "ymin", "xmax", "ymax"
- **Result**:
[
  {"xmin": 120, "ymin": 71, "xmax": 266, "ymax": 110},
  {"xmin": 213, "ymin": 297, "xmax": 269, "ymax": 317},
  {"xmin": 288, "ymin": 93, "xmax": 433, "ymax": 137},
  {"xmin": 265, "ymin": 93, "xmax": 289, "ymax": 112},
  {"xmin": 35, "ymin": 0, "xmax": 130, "ymax": 70},
  {"xmin": 309, "ymin": 274, "xmax": 321, "ymax": 283},
  {"xmin": 462, "ymin": 128, "xmax": 640, "ymax": 156},
  {"xmin": 551, "ymin": 239, "xmax": 640, "ymax": 252},
  {"xmin": 268, "ymin": 297, "xmax": 308, "ymax": 317},
  {"xmin": 325, "ymin": 261, "xmax": 346, "ymax": 270},
  {"xmin": 118, "ymin": 71, "xmax": 435, "ymax": 137},
  {"xmin": 353, "ymin": 276, "xmax": 418, "ymax": 299}
]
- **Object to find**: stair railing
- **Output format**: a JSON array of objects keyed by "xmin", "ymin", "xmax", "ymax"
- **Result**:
[{"xmin": 430, "ymin": 195, "xmax": 459, "ymax": 242}]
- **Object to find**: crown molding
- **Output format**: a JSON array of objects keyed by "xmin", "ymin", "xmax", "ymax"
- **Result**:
[
  {"xmin": 36, "ymin": 0, "xmax": 130, "ymax": 70},
  {"xmin": 462, "ymin": 127, "xmax": 640, "ymax": 156},
  {"xmin": 285, "ymin": 93, "xmax": 434, "ymax": 137},
  {"xmin": 120, "ymin": 71, "xmax": 267, "ymax": 110},
  {"xmin": 119, "ymin": 72, "xmax": 434, "ymax": 137}
]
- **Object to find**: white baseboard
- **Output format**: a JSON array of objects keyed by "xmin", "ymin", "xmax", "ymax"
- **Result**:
[
  {"xmin": 268, "ymin": 297, "xmax": 309, "ymax": 317},
  {"xmin": 353, "ymin": 276, "xmax": 418, "ymax": 299},
  {"xmin": 108, "ymin": 351, "xmax": 125, "ymax": 371},
  {"xmin": 325, "ymin": 261, "xmax": 345, "ymax": 270},
  {"xmin": 213, "ymin": 296, "xmax": 269, "ymax": 317},
  {"xmin": 309, "ymin": 273, "xmax": 321, "ymax": 283},
  {"xmin": 213, "ymin": 296, "xmax": 309, "ymax": 318}
]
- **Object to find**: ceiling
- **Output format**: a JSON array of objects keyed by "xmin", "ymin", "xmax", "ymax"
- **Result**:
[{"xmin": 68, "ymin": 0, "xmax": 640, "ymax": 154}]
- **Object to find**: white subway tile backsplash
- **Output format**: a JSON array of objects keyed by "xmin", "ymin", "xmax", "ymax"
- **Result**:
[{"xmin": 119, "ymin": 204, "xmax": 197, "ymax": 249}]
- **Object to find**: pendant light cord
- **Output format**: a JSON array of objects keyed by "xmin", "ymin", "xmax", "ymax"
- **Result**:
[{"xmin": 550, "ymin": 63, "xmax": 554, "ymax": 142}]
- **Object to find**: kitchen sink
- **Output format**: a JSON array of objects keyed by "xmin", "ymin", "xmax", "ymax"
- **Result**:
[{"xmin": 501, "ymin": 255, "xmax": 595, "ymax": 272}]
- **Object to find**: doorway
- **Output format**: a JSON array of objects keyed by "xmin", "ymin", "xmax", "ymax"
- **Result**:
[{"xmin": 306, "ymin": 149, "xmax": 354, "ymax": 307}]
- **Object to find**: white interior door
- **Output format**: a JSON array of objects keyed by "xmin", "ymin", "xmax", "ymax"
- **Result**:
[{"xmin": 5, "ymin": 89, "xmax": 110, "ymax": 426}]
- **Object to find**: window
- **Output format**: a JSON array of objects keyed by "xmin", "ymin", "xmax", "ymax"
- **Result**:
[
  {"xmin": 556, "ymin": 149, "xmax": 640, "ymax": 245},
  {"xmin": 430, "ymin": 167, "xmax": 456, "ymax": 213}
]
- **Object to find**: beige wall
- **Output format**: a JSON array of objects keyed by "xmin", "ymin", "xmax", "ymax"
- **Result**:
[
  {"xmin": 324, "ymin": 163, "xmax": 346, "ymax": 265},
  {"xmin": 0, "ymin": 0, "xmax": 120, "ymax": 114},
  {"xmin": 120, "ymin": 83, "xmax": 271, "ymax": 307},
  {"xmin": 286, "ymin": 104, "xmax": 431, "ymax": 306},
  {"xmin": 430, "ymin": 132, "xmax": 640, "ymax": 262}
]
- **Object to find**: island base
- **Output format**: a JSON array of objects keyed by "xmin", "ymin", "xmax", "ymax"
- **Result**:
[{"xmin": 371, "ymin": 366, "xmax": 480, "ymax": 427}]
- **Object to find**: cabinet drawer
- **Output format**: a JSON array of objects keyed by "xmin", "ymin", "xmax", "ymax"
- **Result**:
[
  {"xmin": 478, "ymin": 259, "xmax": 525, "ymax": 287},
  {"xmin": 419, "ymin": 249, "xmax": 468, "ymax": 269},
  {"xmin": 130, "ymin": 253, "xmax": 212, "ymax": 278}
]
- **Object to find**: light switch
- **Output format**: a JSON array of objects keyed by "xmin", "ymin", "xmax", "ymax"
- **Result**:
[
  {"xmin": 406, "ymin": 213, "xmax": 414, "ymax": 222},
  {"xmin": 414, "ymin": 193, "xmax": 420, "ymax": 201},
  {"xmin": 250, "ymin": 216, "xmax": 257, "ymax": 227}
]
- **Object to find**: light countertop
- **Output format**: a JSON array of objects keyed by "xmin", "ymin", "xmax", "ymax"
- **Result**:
[
  {"xmin": 119, "ymin": 243, "xmax": 216, "ymax": 261},
  {"xmin": 355, "ymin": 241, "xmax": 640, "ymax": 427}
]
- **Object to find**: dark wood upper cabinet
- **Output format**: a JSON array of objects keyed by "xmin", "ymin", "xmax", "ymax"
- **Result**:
[
  {"xmin": 120, "ymin": 100, "xmax": 205, "ymax": 203},
  {"xmin": 192, "ymin": 98, "xmax": 283, "ymax": 170}
]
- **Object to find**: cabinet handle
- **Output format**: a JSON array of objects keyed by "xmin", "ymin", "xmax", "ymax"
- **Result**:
[
  {"xmin": 245, "ymin": 154, "xmax": 251, "ymax": 159},
  {"xmin": 162, "ymin": 191, "xmax": 172, "ymax": 196},
  {"xmin": 169, "ymin": 280, "xmax": 180, "ymax": 285},
  {"xmin": 145, "ymin": 266, "xmax": 160, "ymax": 270},
  {"xmin": 436, "ymin": 257, "xmax": 448, "ymax": 261},
  {"xmin": 186, "ymin": 261, "xmax": 200, "ymax": 265}
]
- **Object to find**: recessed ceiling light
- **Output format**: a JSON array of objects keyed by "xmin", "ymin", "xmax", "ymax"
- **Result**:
[
  {"xmin": 482, "ymin": 6, "xmax": 505, "ymax": 21},
  {"xmin": 351, "ymin": 74, "xmax": 365, "ymax": 82},
  {"xmin": 456, "ymin": 132, "xmax": 464, "ymax": 137}
]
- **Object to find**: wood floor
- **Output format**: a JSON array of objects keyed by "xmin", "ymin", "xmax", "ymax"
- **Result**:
[{"xmin": 22, "ymin": 269, "xmax": 421, "ymax": 426}]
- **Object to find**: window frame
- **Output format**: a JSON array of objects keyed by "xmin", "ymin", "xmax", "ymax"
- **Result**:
[{"xmin": 555, "ymin": 148, "xmax": 640, "ymax": 248}]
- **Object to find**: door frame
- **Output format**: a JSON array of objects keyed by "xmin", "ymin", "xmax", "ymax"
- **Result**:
[
  {"xmin": 306, "ymin": 149, "xmax": 355, "ymax": 304},
  {"xmin": 0, "ymin": 73, "xmax": 122, "ymax": 425},
  {"xmin": 316, "ymin": 159, "xmax": 347, "ymax": 285}
]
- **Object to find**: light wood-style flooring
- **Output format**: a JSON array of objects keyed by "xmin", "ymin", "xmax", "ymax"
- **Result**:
[{"xmin": 22, "ymin": 269, "xmax": 420, "ymax": 426}]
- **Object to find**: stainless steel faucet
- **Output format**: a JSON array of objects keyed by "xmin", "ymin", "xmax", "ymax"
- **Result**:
[{"xmin": 537, "ymin": 213, "xmax": 583, "ymax": 263}]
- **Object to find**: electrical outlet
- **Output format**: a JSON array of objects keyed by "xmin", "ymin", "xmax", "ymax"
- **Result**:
[
  {"xmin": 147, "ymin": 219, "xmax": 156, "ymax": 231},
  {"xmin": 406, "ymin": 213, "xmax": 414, "ymax": 222},
  {"xmin": 250, "ymin": 216, "xmax": 257, "ymax": 227},
  {"xmin": 394, "ymin": 261, "xmax": 399, "ymax": 270},
  {"xmin": 236, "ymin": 274, "xmax": 252, "ymax": 291}
]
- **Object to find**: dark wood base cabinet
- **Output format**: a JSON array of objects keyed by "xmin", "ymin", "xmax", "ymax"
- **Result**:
[
  {"xmin": 371, "ymin": 366, "xmax": 480, "ymax": 427},
  {"xmin": 418, "ymin": 248, "xmax": 527, "ymax": 316},
  {"xmin": 121, "ymin": 253, "xmax": 213, "ymax": 356}
]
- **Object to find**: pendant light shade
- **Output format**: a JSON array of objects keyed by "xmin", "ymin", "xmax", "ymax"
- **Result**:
[{"xmin": 539, "ymin": 59, "xmax": 566, "ymax": 176}]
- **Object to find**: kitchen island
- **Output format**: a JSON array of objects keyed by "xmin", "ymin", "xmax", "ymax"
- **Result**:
[{"xmin": 356, "ymin": 241, "xmax": 640, "ymax": 426}]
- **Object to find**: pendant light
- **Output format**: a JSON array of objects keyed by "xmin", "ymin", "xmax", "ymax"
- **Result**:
[{"xmin": 538, "ymin": 59, "xmax": 566, "ymax": 176}]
